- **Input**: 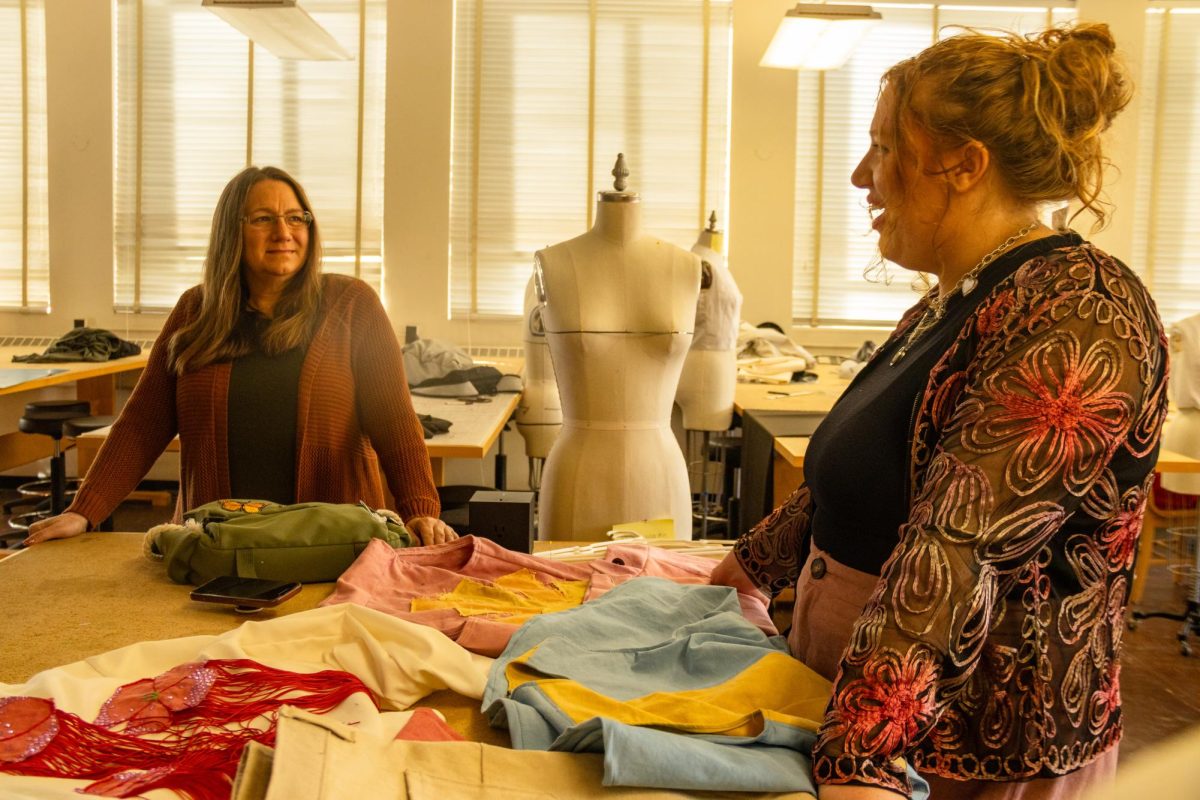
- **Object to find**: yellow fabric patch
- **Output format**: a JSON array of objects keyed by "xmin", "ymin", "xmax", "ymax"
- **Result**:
[
  {"xmin": 505, "ymin": 650, "xmax": 831, "ymax": 736},
  {"xmin": 410, "ymin": 570, "xmax": 588, "ymax": 625}
]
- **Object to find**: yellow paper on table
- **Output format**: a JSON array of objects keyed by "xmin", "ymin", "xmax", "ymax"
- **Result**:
[{"xmin": 607, "ymin": 518, "xmax": 676, "ymax": 540}]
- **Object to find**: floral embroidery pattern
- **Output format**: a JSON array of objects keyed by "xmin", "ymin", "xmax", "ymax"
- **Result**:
[
  {"xmin": 961, "ymin": 332, "xmax": 1133, "ymax": 497},
  {"xmin": 742, "ymin": 243, "xmax": 1167, "ymax": 794},
  {"xmin": 822, "ymin": 648, "xmax": 940, "ymax": 756}
]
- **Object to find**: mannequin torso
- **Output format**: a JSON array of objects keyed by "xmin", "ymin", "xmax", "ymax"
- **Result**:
[
  {"xmin": 675, "ymin": 231, "xmax": 741, "ymax": 431},
  {"xmin": 515, "ymin": 276, "xmax": 562, "ymax": 460},
  {"xmin": 537, "ymin": 194, "xmax": 701, "ymax": 539}
]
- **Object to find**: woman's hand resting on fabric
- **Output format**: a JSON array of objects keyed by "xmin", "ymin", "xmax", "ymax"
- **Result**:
[
  {"xmin": 709, "ymin": 550, "xmax": 769, "ymax": 603},
  {"xmin": 23, "ymin": 511, "xmax": 89, "ymax": 546},
  {"xmin": 406, "ymin": 515, "xmax": 459, "ymax": 546}
]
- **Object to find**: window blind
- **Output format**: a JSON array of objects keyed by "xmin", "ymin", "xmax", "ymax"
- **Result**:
[
  {"xmin": 113, "ymin": 0, "xmax": 384, "ymax": 313},
  {"xmin": 792, "ymin": 3, "xmax": 1074, "ymax": 327},
  {"xmin": 1132, "ymin": 7, "xmax": 1200, "ymax": 328},
  {"xmin": 450, "ymin": 0, "xmax": 732, "ymax": 318},
  {"xmin": 0, "ymin": 0, "xmax": 49, "ymax": 312}
]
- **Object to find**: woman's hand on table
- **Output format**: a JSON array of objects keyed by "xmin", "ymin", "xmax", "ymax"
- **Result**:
[
  {"xmin": 709, "ymin": 550, "xmax": 769, "ymax": 603},
  {"xmin": 407, "ymin": 515, "xmax": 459, "ymax": 546},
  {"xmin": 24, "ymin": 511, "xmax": 89, "ymax": 546}
]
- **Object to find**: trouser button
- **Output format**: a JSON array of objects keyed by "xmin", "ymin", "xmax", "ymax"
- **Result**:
[{"xmin": 810, "ymin": 556, "xmax": 826, "ymax": 579}]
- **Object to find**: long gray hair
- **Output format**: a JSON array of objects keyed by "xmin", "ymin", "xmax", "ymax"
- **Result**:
[{"xmin": 168, "ymin": 166, "xmax": 323, "ymax": 375}]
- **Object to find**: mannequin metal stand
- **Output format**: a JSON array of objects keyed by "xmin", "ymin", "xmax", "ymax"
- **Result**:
[{"xmin": 527, "ymin": 456, "xmax": 544, "ymax": 538}]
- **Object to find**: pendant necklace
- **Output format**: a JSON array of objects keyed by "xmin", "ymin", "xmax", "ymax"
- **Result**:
[{"xmin": 889, "ymin": 220, "xmax": 1039, "ymax": 366}]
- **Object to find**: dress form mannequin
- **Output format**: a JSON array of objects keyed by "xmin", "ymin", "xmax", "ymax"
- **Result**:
[
  {"xmin": 515, "ymin": 275, "xmax": 562, "ymax": 490},
  {"xmin": 675, "ymin": 211, "xmax": 742, "ymax": 431},
  {"xmin": 1162, "ymin": 314, "xmax": 1200, "ymax": 495},
  {"xmin": 675, "ymin": 212, "xmax": 742, "ymax": 538},
  {"xmin": 537, "ymin": 155, "xmax": 701, "ymax": 540}
]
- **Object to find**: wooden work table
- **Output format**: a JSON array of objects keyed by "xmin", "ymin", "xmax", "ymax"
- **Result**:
[
  {"xmin": 0, "ymin": 346, "xmax": 150, "ymax": 473},
  {"xmin": 0, "ymin": 535, "xmax": 816, "ymax": 799},
  {"xmin": 0, "ymin": 536, "xmax": 705, "ymax": 754},
  {"xmin": 733, "ymin": 363, "xmax": 850, "ymax": 416},
  {"xmin": 0, "ymin": 536, "xmax": 662, "ymax": 686},
  {"xmin": 72, "ymin": 390, "xmax": 521, "ymax": 488},
  {"xmin": 0, "ymin": 532, "xmax": 510, "ymax": 747}
]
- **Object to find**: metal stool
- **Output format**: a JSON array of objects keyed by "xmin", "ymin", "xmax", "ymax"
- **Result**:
[
  {"xmin": 62, "ymin": 415, "xmax": 117, "ymax": 456},
  {"xmin": 7, "ymin": 406, "xmax": 92, "ymax": 531},
  {"xmin": 689, "ymin": 433, "xmax": 742, "ymax": 539},
  {"xmin": 4, "ymin": 401, "xmax": 91, "ymax": 517}
]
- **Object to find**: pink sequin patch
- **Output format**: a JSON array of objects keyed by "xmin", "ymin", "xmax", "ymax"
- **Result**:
[
  {"xmin": 94, "ymin": 662, "xmax": 218, "ymax": 734},
  {"xmin": 0, "ymin": 696, "xmax": 59, "ymax": 763}
]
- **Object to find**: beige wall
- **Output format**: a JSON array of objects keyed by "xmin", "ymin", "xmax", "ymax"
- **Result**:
[{"xmin": 8, "ymin": 0, "xmax": 1150, "ymax": 357}]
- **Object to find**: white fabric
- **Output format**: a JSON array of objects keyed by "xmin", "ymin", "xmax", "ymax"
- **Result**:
[
  {"xmin": 1168, "ymin": 314, "xmax": 1200, "ymax": 410},
  {"xmin": 0, "ymin": 604, "xmax": 493, "ymax": 800},
  {"xmin": 690, "ymin": 245, "xmax": 742, "ymax": 351},
  {"xmin": 736, "ymin": 322, "xmax": 817, "ymax": 383},
  {"xmin": 401, "ymin": 338, "xmax": 475, "ymax": 387}
]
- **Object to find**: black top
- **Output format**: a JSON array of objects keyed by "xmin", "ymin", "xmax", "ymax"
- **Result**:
[
  {"xmin": 227, "ymin": 314, "xmax": 306, "ymax": 503},
  {"xmin": 804, "ymin": 233, "xmax": 1077, "ymax": 573}
]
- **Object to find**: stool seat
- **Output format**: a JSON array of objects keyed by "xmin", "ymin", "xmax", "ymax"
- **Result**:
[
  {"xmin": 24, "ymin": 399, "xmax": 90, "ymax": 417},
  {"xmin": 18, "ymin": 409, "xmax": 86, "ymax": 439},
  {"xmin": 63, "ymin": 415, "xmax": 117, "ymax": 438},
  {"xmin": 6, "ymin": 404, "xmax": 96, "ymax": 532}
]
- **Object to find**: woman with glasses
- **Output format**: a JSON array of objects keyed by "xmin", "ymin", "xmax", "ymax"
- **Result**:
[{"xmin": 25, "ymin": 166, "xmax": 456, "ymax": 547}]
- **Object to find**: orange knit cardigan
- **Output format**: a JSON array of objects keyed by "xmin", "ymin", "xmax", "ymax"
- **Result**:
[{"xmin": 68, "ymin": 275, "xmax": 440, "ymax": 527}]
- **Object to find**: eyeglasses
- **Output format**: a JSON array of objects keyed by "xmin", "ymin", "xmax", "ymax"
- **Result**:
[{"xmin": 243, "ymin": 211, "xmax": 313, "ymax": 230}]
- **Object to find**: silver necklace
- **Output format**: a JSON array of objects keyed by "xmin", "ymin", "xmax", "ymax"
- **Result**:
[{"xmin": 890, "ymin": 220, "xmax": 1039, "ymax": 365}]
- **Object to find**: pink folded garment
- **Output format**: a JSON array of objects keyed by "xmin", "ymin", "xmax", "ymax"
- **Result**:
[
  {"xmin": 589, "ymin": 543, "xmax": 776, "ymax": 634},
  {"xmin": 322, "ymin": 536, "xmax": 776, "ymax": 657}
]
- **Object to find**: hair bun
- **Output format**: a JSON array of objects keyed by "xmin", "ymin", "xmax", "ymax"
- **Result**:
[{"xmin": 1042, "ymin": 21, "xmax": 1118, "ymax": 55}]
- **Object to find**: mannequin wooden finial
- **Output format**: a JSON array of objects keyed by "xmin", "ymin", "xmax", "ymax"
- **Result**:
[{"xmin": 612, "ymin": 153, "xmax": 629, "ymax": 192}]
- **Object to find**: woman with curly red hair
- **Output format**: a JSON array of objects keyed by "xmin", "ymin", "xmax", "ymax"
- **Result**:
[{"xmin": 714, "ymin": 23, "xmax": 1167, "ymax": 800}]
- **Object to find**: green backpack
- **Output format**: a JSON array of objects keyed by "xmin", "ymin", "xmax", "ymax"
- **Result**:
[{"xmin": 146, "ymin": 500, "xmax": 414, "ymax": 585}]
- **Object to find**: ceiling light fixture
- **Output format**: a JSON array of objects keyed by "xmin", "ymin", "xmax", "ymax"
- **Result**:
[
  {"xmin": 202, "ymin": 0, "xmax": 351, "ymax": 61},
  {"xmin": 760, "ymin": 3, "xmax": 881, "ymax": 71}
]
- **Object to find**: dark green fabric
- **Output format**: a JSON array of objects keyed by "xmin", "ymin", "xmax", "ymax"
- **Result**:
[
  {"xmin": 151, "ymin": 500, "xmax": 414, "ymax": 585},
  {"xmin": 12, "ymin": 327, "xmax": 142, "ymax": 363},
  {"xmin": 227, "ymin": 334, "xmax": 305, "ymax": 503}
]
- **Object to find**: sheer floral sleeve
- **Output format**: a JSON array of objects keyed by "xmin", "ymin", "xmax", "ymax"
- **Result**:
[
  {"xmin": 734, "ymin": 483, "xmax": 814, "ymax": 597},
  {"xmin": 812, "ymin": 244, "xmax": 1169, "ymax": 794}
]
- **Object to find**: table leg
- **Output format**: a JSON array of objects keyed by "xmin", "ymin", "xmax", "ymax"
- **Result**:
[
  {"xmin": 1132, "ymin": 506, "xmax": 1165, "ymax": 606},
  {"xmin": 0, "ymin": 431, "xmax": 53, "ymax": 473},
  {"xmin": 75, "ymin": 374, "xmax": 116, "ymax": 415},
  {"xmin": 429, "ymin": 456, "xmax": 444, "ymax": 486},
  {"xmin": 772, "ymin": 452, "xmax": 804, "ymax": 508}
]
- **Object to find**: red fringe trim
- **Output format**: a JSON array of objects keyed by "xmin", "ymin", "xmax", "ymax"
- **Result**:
[{"xmin": 0, "ymin": 659, "xmax": 377, "ymax": 799}]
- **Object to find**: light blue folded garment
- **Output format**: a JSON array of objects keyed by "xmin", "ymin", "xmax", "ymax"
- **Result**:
[{"xmin": 484, "ymin": 578, "xmax": 929, "ymax": 797}]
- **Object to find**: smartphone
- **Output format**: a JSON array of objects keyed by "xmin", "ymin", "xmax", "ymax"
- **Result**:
[{"xmin": 189, "ymin": 576, "xmax": 302, "ymax": 610}]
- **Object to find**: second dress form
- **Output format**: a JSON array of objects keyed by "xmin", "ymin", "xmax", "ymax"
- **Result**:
[
  {"xmin": 675, "ymin": 220, "xmax": 741, "ymax": 432},
  {"xmin": 537, "ymin": 193, "xmax": 700, "ymax": 540}
]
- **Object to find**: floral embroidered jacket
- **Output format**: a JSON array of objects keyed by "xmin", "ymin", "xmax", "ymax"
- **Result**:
[{"xmin": 735, "ymin": 240, "xmax": 1168, "ymax": 794}]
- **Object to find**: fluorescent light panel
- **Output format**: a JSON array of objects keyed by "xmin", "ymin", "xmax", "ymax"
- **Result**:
[
  {"xmin": 202, "ymin": 0, "xmax": 351, "ymax": 61},
  {"xmin": 761, "ymin": 3, "xmax": 882, "ymax": 71}
]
